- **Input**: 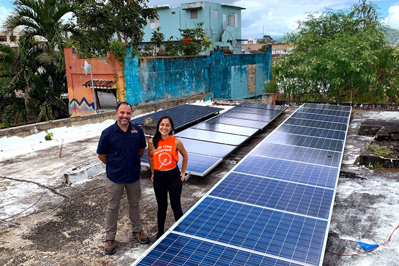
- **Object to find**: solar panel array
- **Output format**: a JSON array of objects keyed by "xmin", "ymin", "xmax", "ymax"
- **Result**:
[
  {"xmin": 131, "ymin": 104, "xmax": 223, "ymax": 130},
  {"xmin": 134, "ymin": 103, "xmax": 351, "ymax": 266}
]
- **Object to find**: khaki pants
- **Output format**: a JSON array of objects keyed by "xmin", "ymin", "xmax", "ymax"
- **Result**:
[{"xmin": 105, "ymin": 178, "xmax": 142, "ymax": 240}]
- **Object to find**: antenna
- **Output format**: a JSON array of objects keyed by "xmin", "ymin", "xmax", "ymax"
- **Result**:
[{"xmin": 84, "ymin": 61, "xmax": 97, "ymax": 113}]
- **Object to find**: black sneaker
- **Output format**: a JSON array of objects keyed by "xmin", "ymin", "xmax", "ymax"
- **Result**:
[
  {"xmin": 133, "ymin": 231, "xmax": 150, "ymax": 244},
  {"xmin": 104, "ymin": 240, "xmax": 116, "ymax": 255}
]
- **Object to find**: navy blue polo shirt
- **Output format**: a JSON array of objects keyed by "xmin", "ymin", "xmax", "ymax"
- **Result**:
[{"xmin": 97, "ymin": 121, "xmax": 146, "ymax": 184}]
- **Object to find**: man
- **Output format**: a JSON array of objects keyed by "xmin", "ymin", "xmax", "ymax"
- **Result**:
[{"xmin": 97, "ymin": 102, "xmax": 149, "ymax": 255}]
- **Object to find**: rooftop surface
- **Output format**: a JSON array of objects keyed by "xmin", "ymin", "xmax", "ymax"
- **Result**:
[{"xmin": 0, "ymin": 103, "xmax": 398, "ymax": 265}]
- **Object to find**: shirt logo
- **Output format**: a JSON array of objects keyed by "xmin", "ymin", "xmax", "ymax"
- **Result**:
[{"xmin": 131, "ymin": 126, "xmax": 138, "ymax": 133}]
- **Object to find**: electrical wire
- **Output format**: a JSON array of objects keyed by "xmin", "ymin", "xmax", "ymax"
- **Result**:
[{"xmin": 328, "ymin": 224, "xmax": 399, "ymax": 256}]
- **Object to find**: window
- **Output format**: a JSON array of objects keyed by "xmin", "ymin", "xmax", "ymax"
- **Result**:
[
  {"xmin": 150, "ymin": 18, "xmax": 160, "ymax": 29},
  {"xmin": 214, "ymin": 10, "xmax": 219, "ymax": 19},
  {"xmin": 223, "ymin": 14, "xmax": 227, "ymax": 27},
  {"xmin": 10, "ymin": 36, "xmax": 16, "ymax": 42},
  {"xmin": 190, "ymin": 10, "xmax": 197, "ymax": 19},
  {"xmin": 229, "ymin": 13, "xmax": 238, "ymax": 27},
  {"xmin": 0, "ymin": 36, "xmax": 6, "ymax": 42}
]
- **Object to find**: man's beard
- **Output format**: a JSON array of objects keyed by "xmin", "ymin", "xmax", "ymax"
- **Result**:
[{"xmin": 117, "ymin": 117, "xmax": 129, "ymax": 125}]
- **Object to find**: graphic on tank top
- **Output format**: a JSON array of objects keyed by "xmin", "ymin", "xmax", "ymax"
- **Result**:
[{"xmin": 153, "ymin": 144, "xmax": 175, "ymax": 169}]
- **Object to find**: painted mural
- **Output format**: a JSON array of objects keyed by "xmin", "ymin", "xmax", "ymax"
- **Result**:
[{"xmin": 64, "ymin": 48, "xmax": 125, "ymax": 117}]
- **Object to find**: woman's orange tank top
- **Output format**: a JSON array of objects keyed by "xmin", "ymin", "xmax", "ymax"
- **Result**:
[{"xmin": 151, "ymin": 136, "xmax": 179, "ymax": 170}]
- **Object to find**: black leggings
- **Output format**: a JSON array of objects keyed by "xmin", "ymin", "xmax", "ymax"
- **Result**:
[{"xmin": 153, "ymin": 167, "xmax": 183, "ymax": 236}]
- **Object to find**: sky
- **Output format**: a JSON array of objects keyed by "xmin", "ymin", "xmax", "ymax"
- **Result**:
[{"xmin": 1, "ymin": 0, "xmax": 399, "ymax": 39}]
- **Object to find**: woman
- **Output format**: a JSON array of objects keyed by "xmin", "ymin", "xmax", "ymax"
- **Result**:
[{"xmin": 148, "ymin": 116, "xmax": 188, "ymax": 239}]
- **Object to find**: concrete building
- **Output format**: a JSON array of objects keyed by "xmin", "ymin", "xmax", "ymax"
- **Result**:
[
  {"xmin": 0, "ymin": 26, "xmax": 49, "ymax": 51},
  {"xmin": 0, "ymin": 26, "xmax": 21, "ymax": 50},
  {"xmin": 142, "ymin": 1, "xmax": 245, "ymax": 54},
  {"xmin": 241, "ymin": 42, "xmax": 292, "ymax": 56}
]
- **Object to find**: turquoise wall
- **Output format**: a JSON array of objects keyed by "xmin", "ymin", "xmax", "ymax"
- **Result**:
[{"xmin": 124, "ymin": 47, "xmax": 272, "ymax": 105}]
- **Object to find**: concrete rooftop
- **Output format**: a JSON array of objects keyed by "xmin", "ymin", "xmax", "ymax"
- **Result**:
[{"xmin": 1, "ymin": 104, "xmax": 399, "ymax": 266}]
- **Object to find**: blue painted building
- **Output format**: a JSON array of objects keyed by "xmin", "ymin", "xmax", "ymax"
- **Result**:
[
  {"xmin": 142, "ymin": 1, "xmax": 245, "ymax": 54},
  {"xmin": 124, "ymin": 47, "xmax": 272, "ymax": 105}
]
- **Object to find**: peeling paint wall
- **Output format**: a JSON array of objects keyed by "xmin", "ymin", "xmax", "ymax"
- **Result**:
[
  {"xmin": 64, "ymin": 48, "xmax": 125, "ymax": 117},
  {"xmin": 125, "ymin": 47, "xmax": 272, "ymax": 105}
]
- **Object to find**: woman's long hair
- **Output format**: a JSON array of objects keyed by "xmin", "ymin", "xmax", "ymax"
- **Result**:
[{"xmin": 153, "ymin": 116, "xmax": 175, "ymax": 149}]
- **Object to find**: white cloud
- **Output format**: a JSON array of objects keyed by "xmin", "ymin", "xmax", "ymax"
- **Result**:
[
  {"xmin": 382, "ymin": 5, "xmax": 399, "ymax": 29},
  {"xmin": 0, "ymin": 6, "xmax": 12, "ymax": 29},
  {"xmin": 235, "ymin": 0, "xmax": 363, "ymax": 39}
]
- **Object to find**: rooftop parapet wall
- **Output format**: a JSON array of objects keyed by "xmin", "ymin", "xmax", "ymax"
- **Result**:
[{"xmin": 124, "ymin": 47, "xmax": 272, "ymax": 105}]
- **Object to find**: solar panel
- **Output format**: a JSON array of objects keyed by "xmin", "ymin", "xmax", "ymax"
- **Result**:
[
  {"xmin": 265, "ymin": 132, "xmax": 344, "ymax": 152},
  {"xmin": 134, "ymin": 103, "xmax": 348, "ymax": 266},
  {"xmin": 222, "ymin": 111, "xmax": 275, "ymax": 122},
  {"xmin": 291, "ymin": 112, "xmax": 349, "ymax": 124},
  {"xmin": 130, "ymin": 104, "xmax": 223, "ymax": 130},
  {"xmin": 234, "ymin": 155, "xmax": 339, "ymax": 189},
  {"xmin": 206, "ymin": 116, "xmax": 268, "ymax": 129},
  {"xmin": 238, "ymin": 102, "xmax": 287, "ymax": 111},
  {"xmin": 141, "ymin": 149, "xmax": 222, "ymax": 176},
  {"xmin": 175, "ymin": 128, "xmax": 248, "ymax": 146},
  {"xmin": 136, "ymin": 233, "xmax": 303, "ymax": 266},
  {"xmin": 284, "ymin": 117, "xmax": 347, "ymax": 132},
  {"xmin": 251, "ymin": 142, "xmax": 341, "ymax": 167},
  {"xmin": 275, "ymin": 124, "xmax": 346, "ymax": 140},
  {"xmin": 176, "ymin": 138, "xmax": 237, "ymax": 158},
  {"xmin": 191, "ymin": 122, "xmax": 259, "ymax": 136},
  {"xmin": 173, "ymin": 197, "xmax": 328, "ymax": 265},
  {"xmin": 210, "ymin": 172, "xmax": 334, "ymax": 219},
  {"xmin": 230, "ymin": 106, "xmax": 283, "ymax": 116}
]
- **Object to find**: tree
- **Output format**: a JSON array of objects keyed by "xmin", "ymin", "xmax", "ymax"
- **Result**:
[
  {"xmin": 73, "ymin": 0, "xmax": 157, "ymax": 57},
  {"xmin": 3, "ymin": 0, "xmax": 79, "ymax": 64},
  {"xmin": 258, "ymin": 35, "xmax": 275, "ymax": 44},
  {"xmin": 273, "ymin": 0, "xmax": 399, "ymax": 103}
]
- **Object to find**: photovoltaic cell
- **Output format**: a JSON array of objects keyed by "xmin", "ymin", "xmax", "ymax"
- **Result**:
[
  {"xmin": 291, "ymin": 112, "xmax": 349, "ymax": 124},
  {"xmin": 275, "ymin": 124, "xmax": 346, "ymax": 140},
  {"xmin": 296, "ymin": 107, "xmax": 351, "ymax": 118},
  {"xmin": 284, "ymin": 117, "xmax": 347, "ymax": 132},
  {"xmin": 229, "ymin": 106, "xmax": 282, "ymax": 116},
  {"xmin": 130, "ymin": 104, "xmax": 223, "ymax": 130},
  {"xmin": 175, "ymin": 128, "xmax": 248, "ymax": 146},
  {"xmin": 191, "ymin": 122, "xmax": 259, "ymax": 136},
  {"xmin": 174, "ymin": 197, "xmax": 328, "ymax": 266},
  {"xmin": 136, "ymin": 233, "xmax": 303, "ymax": 266},
  {"xmin": 178, "ymin": 138, "xmax": 237, "ymax": 158},
  {"xmin": 251, "ymin": 142, "xmax": 341, "ymax": 167},
  {"xmin": 233, "ymin": 155, "xmax": 339, "ymax": 189},
  {"xmin": 206, "ymin": 116, "xmax": 268, "ymax": 129},
  {"xmin": 222, "ymin": 111, "xmax": 275, "ymax": 122},
  {"xmin": 303, "ymin": 103, "xmax": 351, "ymax": 111},
  {"xmin": 238, "ymin": 102, "xmax": 287, "ymax": 111},
  {"xmin": 265, "ymin": 132, "xmax": 344, "ymax": 152},
  {"xmin": 210, "ymin": 172, "xmax": 334, "ymax": 219}
]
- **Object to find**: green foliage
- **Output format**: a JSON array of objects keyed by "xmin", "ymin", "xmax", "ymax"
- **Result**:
[
  {"xmin": 178, "ymin": 22, "xmax": 212, "ymax": 55},
  {"xmin": 164, "ymin": 36, "xmax": 180, "ymax": 56},
  {"xmin": 73, "ymin": 0, "xmax": 157, "ymax": 57},
  {"xmin": 45, "ymin": 132, "xmax": 53, "ymax": 141},
  {"xmin": 258, "ymin": 35, "xmax": 275, "ymax": 44},
  {"xmin": 263, "ymin": 79, "xmax": 279, "ymax": 93},
  {"xmin": 109, "ymin": 40, "xmax": 129, "ymax": 62},
  {"xmin": 151, "ymin": 27, "xmax": 165, "ymax": 48},
  {"xmin": 369, "ymin": 145, "xmax": 393, "ymax": 156},
  {"xmin": 365, "ymin": 162, "xmax": 384, "ymax": 169},
  {"xmin": 273, "ymin": 0, "xmax": 399, "ymax": 103}
]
